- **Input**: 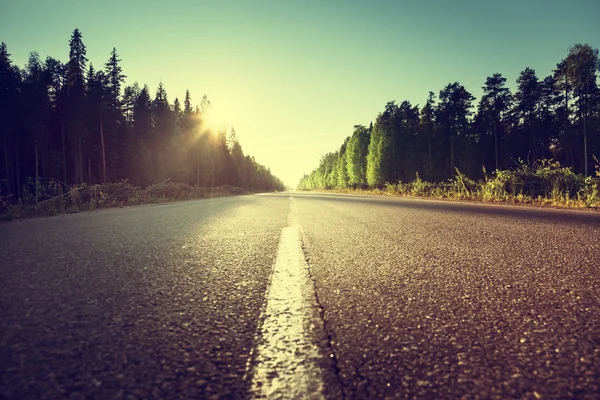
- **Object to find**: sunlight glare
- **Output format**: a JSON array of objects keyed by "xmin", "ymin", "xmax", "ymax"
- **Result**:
[{"xmin": 202, "ymin": 106, "xmax": 229, "ymax": 136}]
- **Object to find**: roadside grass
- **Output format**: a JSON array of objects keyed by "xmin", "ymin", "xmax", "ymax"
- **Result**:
[
  {"xmin": 304, "ymin": 162, "xmax": 600, "ymax": 210},
  {"xmin": 0, "ymin": 180, "xmax": 251, "ymax": 221}
]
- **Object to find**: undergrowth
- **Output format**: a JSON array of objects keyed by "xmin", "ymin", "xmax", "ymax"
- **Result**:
[
  {"xmin": 0, "ymin": 180, "xmax": 249, "ymax": 221},
  {"xmin": 317, "ymin": 161, "xmax": 600, "ymax": 210}
]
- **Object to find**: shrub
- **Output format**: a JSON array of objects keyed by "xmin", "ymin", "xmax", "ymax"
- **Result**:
[
  {"xmin": 452, "ymin": 168, "xmax": 475, "ymax": 198},
  {"xmin": 1, "ymin": 179, "xmax": 250, "ymax": 220},
  {"xmin": 310, "ymin": 159, "xmax": 600, "ymax": 209},
  {"xmin": 411, "ymin": 173, "xmax": 433, "ymax": 197}
]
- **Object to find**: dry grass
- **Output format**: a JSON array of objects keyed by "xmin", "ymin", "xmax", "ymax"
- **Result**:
[
  {"xmin": 1, "ymin": 180, "xmax": 251, "ymax": 221},
  {"xmin": 301, "ymin": 163, "xmax": 600, "ymax": 211}
]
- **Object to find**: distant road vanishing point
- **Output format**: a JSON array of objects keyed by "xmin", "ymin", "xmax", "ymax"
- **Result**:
[{"xmin": 1, "ymin": 192, "xmax": 599, "ymax": 399}]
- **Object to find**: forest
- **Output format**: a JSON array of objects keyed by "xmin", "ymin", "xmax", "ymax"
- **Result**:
[
  {"xmin": 0, "ymin": 28, "xmax": 285, "ymax": 207},
  {"xmin": 298, "ymin": 43, "xmax": 600, "ymax": 203}
]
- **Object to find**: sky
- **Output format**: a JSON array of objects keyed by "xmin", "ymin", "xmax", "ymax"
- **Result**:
[{"xmin": 2, "ymin": 0, "xmax": 599, "ymax": 186}]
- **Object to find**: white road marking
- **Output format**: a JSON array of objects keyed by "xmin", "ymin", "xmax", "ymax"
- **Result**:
[{"xmin": 249, "ymin": 203, "xmax": 325, "ymax": 399}]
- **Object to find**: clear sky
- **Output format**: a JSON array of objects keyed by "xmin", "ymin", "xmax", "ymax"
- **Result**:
[{"xmin": 2, "ymin": 0, "xmax": 598, "ymax": 186}]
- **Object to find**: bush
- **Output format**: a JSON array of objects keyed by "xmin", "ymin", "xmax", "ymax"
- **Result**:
[
  {"xmin": 411, "ymin": 173, "xmax": 433, "ymax": 197},
  {"xmin": 332, "ymin": 160, "xmax": 600, "ymax": 209},
  {"xmin": 452, "ymin": 168, "xmax": 476, "ymax": 198},
  {"xmin": 1, "ymin": 180, "xmax": 250, "ymax": 220}
]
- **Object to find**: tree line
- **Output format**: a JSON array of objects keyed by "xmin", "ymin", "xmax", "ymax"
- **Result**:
[
  {"xmin": 299, "ymin": 44, "xmax": 599, "ymax": 190},
  {"xmin": 0, "ymin": 29, "xmax": 284, "ymax": 200}
]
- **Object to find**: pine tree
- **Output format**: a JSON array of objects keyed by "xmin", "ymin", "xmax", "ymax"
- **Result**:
[
  {"xmin": 44, "ymin": 56, "xmax": 67, "ymax": 183},
  {"xmin": 419, "ymin": 92, "xmax": 437, "ymax": 180},
  {"xmin": 538, "ymin": 75, "xmax": 561, "ymax": 160},
  {"xmin": 436, "ymin": 82, "xmax": 475, "ymax": 177},
  {"xmin": 346, "ymin": 125, "xmax": 370, "ymax": 186},
  {"xmin": 1, "ymin": 43, "xmax": 19, "ymax": 196},
  {"xmin": 228, "ymin": 127, "xmax": 245, "ymax": 186},
  {"xmin": 23, "ymin": 52, "xmax": 50, "ymax": 200},
  {"xmin": 515, "ymin": 68, "xmax": 541, "ymax": 160},
  {"xmin": 122, "ymin": 82, "xmax": 140, "ymax": 123},
  {"xmin": 1, "ymin": 33, "xmax": 287, "ymax": 196},
  {"xmin": 104, "ymin": 47, "xmax": 126, "ymax": 111},
  {"xmin": 67, "ymin": 29, "xmax": 87, "ymax": 87},
  {"xmin": 479, "ymin": 74, "xmax": 512, "ymax": 171},
  {"xmin": 565, "ymin": 44, "xmax": 599, "ymax": 175},
  {"xmin": 153, "ymin": 81, "xmax": 172, "ymax": 141},
  {"xmin": 85, "ymin": 64, "xmax": 108, "ymax": 182},
  {"xmin": 336, "ymin": 137, "xmax": 350, "ymax": 188},
  {"xmin": 132, "ymin": 85, "xmax": 154, "ymax": 185},
  {"xmin": 152, "ymin": 82, "xmax": 176, "ymax": 180},
  {"xmin": 134, "ymin": 85, "xmax": 153, "ymax": 139},
  {"xmin": 395, "ymin": 100, "xmax": 420, "ymax": 182},
  {"xmin": 173, "ymin": 97, "xmax": 182, "ymax": 128},
  {"xmin": 554, "ymin": 58, "xmax": 574, "ymax": 168},
  {"xmin": 366, "ymin": 119, "xmax": 386, "ymax": 186},
  {"xmin": 184, "ymin": 89, "xmax": 193, "ymax": 116},
  {"xmin": 66, "ymin": 28, "xmax": 88, "ymax": 183}
]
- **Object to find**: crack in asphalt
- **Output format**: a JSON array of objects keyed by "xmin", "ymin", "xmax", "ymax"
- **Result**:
[
  {"xmin": 352, "ymin": 360, "xmax": 372, "ymax": 399},
  {"xmin": 300, "ymin": 231, "xmax": 347, "ymax": 399}
]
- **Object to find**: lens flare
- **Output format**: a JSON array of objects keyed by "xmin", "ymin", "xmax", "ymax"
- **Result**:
[{"xmin": 202, "ymin": 107, "xmax": 228, "ymax": 136}]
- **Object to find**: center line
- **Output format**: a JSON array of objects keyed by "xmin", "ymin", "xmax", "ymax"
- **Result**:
[{"xmin": 249, "ymin": 208, "xmax": 325, "ymax": 399}]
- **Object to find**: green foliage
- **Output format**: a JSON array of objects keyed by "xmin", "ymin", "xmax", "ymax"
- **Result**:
[
  {"xmin": 411, "ymin": 173, "xmax": 433, "ymax": 197},
  {"xmin": 0, "ymin": 30, "xmax": 285, "ymax": 209},
  {"xmin": 104, "ymin": 47, "xmax": 125, "ymax": 110},
  {"xmin": 298, "ymin": 159, "xmax": 600, "ymax": 209},
  {"xmin": 366, "ymin": 120, "xmax": 387, "ymax": 186},
  {"xmin": 336, "ymin": 140, "xmax": 350, "ymax": 188},
  {"xmin": 346, "ymin": 125, "xmax": 370, "ymax": 186},
  {"xmin": 298, "ymin": 42, "xmax": 599, "ymax": 210},
  {"xmin": 452, "ymin": 168, "xmax": 475, "ymax": 198},
  {"xmin": 578, "ymin": 176, "xmax": 599, "ymax": 207}
]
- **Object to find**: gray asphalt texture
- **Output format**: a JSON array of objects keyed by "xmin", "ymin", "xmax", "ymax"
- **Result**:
[
  {"xmin": 1, "ymin": 196, "xmax": 289, "ymax": 399},
  {"xmin": 294, "ymin": 193, "xmax": 600, "ymax": 399},
  {"xmin": 1, "ymin": 192, "xmax": 599, "ymax": 399}
]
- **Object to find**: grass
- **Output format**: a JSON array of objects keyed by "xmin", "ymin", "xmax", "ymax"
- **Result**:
[
  {"xmin": 305, "ymin": 162, "xmax": 600, "ymax": 210},
  {"xmin": 0, "ymin": 179, "xmax": 251, "ymax": 221}
]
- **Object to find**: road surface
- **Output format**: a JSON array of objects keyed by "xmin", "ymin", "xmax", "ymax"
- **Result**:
[{"xmin": 1, "ymin": 192, "xmax": 599, "ymax": 399}]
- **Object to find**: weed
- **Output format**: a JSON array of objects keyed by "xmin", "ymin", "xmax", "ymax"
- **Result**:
[
  {"xmin": 319, "ymin": 160, "xmax": 600, "ymax": 209},
  {"xmin": 1, "ymin": 181, "xmax": 251, "ymax": 220}
]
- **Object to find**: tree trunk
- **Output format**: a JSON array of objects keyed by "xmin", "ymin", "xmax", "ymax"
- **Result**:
[
  {"xmin": 15, "ymin": 149, "xmax": 20, "ymax": 201},
  {"xmin": 583, "ymin": 100, "xmax": 588, "ymax": 176},
  {"xmin": 391, "ymin": 134, "xmax": 396, "ymax": 182},
  {"xmin": 428, "ymin": 134, "xmax": 433, "ymax": 175},
  {"xmin": 100, "ymin": 117, "xmax": 107, "ymax": 183},
  {"xmin": 404, "ymin": 149, "xmax": 409, "ymax": 183},
  {"xmin": 494, "ymin": 121, "xmax": 499, "ymax": 171},
  {"xmin": 565, "ymin": 62, "xmax": 569, "ymax": 150},
  {"xmin": 450, "ymin": 137, "xmax": 455, "ymax": 177},
  {"xmin": 530, "ymin": 112, "xmax": 536, "ymax": 162},
  {"xmin": 571, "ymin": 149, "xmax": 574, "ymax": 169},
  {"xmin": 210, "ymin": 152, "xmax": 215, "ymax": 187},
  {"xmin": 35, "ymin": 140, "xmax": 39, "ymax": 204},
  {"xmin": 2, "ymin": 126, "xmax": 12, "ymax": 197},
  {"xmin": 61, "ymin": 106, "xmax": 67, "ymax": 184},
  {"xmin": 196, "ymin": 143, "xmax": 200, "ymax": 187},
  {"xmin": 77, "ymin": 138, "xmax": 83, "ymax": 184}
]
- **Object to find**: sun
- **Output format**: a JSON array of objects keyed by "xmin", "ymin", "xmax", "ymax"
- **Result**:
[
  {"xmin": 201, "ymin": 105, "xmax": 229, "ymax": 136},
  {"xmin": 185, "ymin": 101, "xmax": 233, "ymax": 143}
]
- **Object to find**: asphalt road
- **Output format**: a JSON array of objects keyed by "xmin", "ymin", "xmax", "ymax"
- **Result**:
[{"xmin": 1, "ymin": 192, "xmax": 599, "ymax": 399}]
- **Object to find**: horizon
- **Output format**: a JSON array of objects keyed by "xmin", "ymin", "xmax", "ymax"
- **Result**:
[{"xmin": 2, "ymin": 0, "xmax": 598, "ymax": 186}]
